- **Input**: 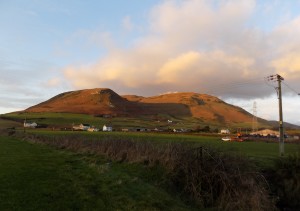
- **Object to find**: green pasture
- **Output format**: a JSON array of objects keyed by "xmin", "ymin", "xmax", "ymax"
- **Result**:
[
  {"xmin": 1, "ymin": 112, "xmax": 299, "ymax": 167},
  {"xmin": 2, "ymin": 112, "xmax": 256, "ymax": 131},
  {"xmin": 0, "ymin": 117, "xmax": 22, "ymax": 128},
  {"xmin": 2, "ymin": 112, "xmax": 165, "ymax": 129},
  {"xmin": 23, "ymin": 130, "xmax": 300, "ymax": 168},
  {"xmin": 0, "ymin": 135, "xmax": 192, "ymax": 210},
  {"xmin": 2, "ymin": 112, "xmax": 107, "ymax": 127},
  {"xmin": 1, "ymin": 113, "xmax": 299, "ymax": 210}
]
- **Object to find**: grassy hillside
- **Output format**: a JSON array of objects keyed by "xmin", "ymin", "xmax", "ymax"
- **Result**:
[
  {"xmin": 2, "ymin": 111, "xmax": 270, "ymax": 131},
  {"xmin": 0, "ymin": 117, "xmax": 22, "ymax": 128}
]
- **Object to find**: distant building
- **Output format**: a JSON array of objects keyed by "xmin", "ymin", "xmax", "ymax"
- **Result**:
[
  {"xmin": 250, "ymin": 129, "xmax": 279, "ymax": 137},
  {"xmin": 103, "ymin": 125, "xmax": 113, "ymax": 132},
  {"xmin": 24, "ymin": 121, "xmax": 37, "ymax": 128},
  {"xmin": 220, "ymin": 129, "xmax": 230, "ymax": 134},
  {"xmin": 173, "ymin": 128, "xmax": 187, "ymax": 133},
  {"xmin": 153, "ymin": 128, "xmax": 163, "ymax": 132},
  {"xmin": 73, "ymin": 123, "xmax": 90, "ymax": 131},
  {"xmin": 88, "ymin": 127, "xmax": 99, "ymax": 132}
]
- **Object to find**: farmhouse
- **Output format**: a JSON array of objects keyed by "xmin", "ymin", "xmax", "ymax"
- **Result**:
[
  {"xmin": 88, "ymin": 127, "xmax": 99, "ymax": 132},
  {"xmin": 220, "ymin": 129, "xmax": 230, "ymax": 134},
  {"xmin": 103, "ymin": 125, "xmax": 112, "ymax": 132},
  {"xmin": 250, "ymin": 129, "xmax": 279, "ymax": 137},
  {"xmin": 24, "ymin": 121, "xmax": 37, "ymax": 128},
  {"xmin": 73, "ymin": 123, "xmax": 91, "ymax": 131},
  {"xmin": 173, "ymin": 128, "xmax": 187, "ymax": 133}
]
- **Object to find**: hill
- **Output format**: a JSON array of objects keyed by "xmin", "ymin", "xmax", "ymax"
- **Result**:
[
  {"xmin": 23, "ymin": 88, "xmax": 258, "ymax": 125},
  {"xmin": 25, "ymin": 88, "xmax": 136, "ymax": 115}
]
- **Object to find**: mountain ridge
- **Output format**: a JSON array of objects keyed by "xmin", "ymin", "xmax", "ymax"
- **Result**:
[
  {"xmin": 23, "ymin": 88, "xmax": 300, "ymax": 129},
  {"xmin": 24, "ymin": 88, "xmax": 255, "ymax": 124}
]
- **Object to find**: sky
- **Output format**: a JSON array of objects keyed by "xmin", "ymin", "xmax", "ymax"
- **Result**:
[{"xmin": 1, "ymin": 0, "xmax": 300, "ymax": 125}]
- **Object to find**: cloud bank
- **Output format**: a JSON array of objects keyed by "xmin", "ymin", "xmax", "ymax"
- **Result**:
[{"xmin": 63, "ymin": 0, "xmax": 300, "ymax": 99}]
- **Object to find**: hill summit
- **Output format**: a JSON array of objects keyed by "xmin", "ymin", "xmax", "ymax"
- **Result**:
[
  {"xmin": 26, "ymin": 88, "xmax": 134, "ymax": 115},
  {"xmin": 25, "ymin": 88, "xmax": 255, "ymax": 124}
]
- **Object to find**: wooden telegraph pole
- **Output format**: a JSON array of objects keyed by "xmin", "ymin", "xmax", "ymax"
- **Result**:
[{"xmin": 267, "ymin": 74, "xmax": 284, "ymax": 156}]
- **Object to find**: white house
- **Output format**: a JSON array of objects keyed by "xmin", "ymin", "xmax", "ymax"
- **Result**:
[
  {"xmin": 103, "ymin": 125, "xmax": 112, "ymax": 132},
  {"xmin": 220, "ymin": 129, "xmax": 230, "ymax": 134},
  {"xmin": 24, "ymin": 121, "xmax": 37, "ymax": 128}
]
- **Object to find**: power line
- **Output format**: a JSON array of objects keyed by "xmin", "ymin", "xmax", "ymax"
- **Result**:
[
  {"xmin": 203, "ymin": 80, "xmax": 271, "ymax": 97},
  {"xmin": 203, "ymin": 77, "xmax": 264, "ymax": 90},
  {"xmin": 282, "ymin": 81, "xmax": 300, "ymax": 95}
]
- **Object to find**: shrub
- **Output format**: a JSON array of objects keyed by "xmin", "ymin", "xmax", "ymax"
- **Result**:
[
  {"xmin": 267, "ymin": 154, "xmax": 300, "ymax": 210},
  {"xmin": 167, "ymin": 147, "xmax": 275, "ymax": 210}
]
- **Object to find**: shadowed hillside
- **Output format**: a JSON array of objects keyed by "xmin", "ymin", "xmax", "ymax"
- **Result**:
[{"xmin": 124, "ymin": 92, "xmax": 253, "ymax": 123}]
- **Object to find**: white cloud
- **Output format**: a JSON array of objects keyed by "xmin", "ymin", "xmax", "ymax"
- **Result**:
[
  {"xmin": 63, "ymin": 0, "xmax": 300, "ymax": 100},
  {"xmin": 270, "ymin": 17, "xmax": 300, "ymax": 81}
]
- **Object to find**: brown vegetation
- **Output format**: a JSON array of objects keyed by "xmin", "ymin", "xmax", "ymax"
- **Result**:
[{"xmin": 24, "ymin": 88, "xmax": 254, "ymax": 125}]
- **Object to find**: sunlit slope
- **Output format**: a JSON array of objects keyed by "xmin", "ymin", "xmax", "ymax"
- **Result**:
[
  {"xmin": 25, "ymin": 88, "xmax": 140, "ymax": 115},
  {"xmin": 25, "ymin": 88, "xmax": 256, "ymax": 124}
]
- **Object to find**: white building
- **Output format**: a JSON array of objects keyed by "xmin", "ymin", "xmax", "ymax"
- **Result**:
[
  {"xmin": 250, "ymin": 129, "xmax": 279, "ymax": 137},
  {"xmin": 24, "ymin": 122, "xmax": 37, "ymax": 128},
  {"xmin": 88, "ymin": 127, "xmax": 99, "ymax": 132},
  {"xmin": 220, "ymin": 129, "xmax": 230, "ymax": 134},
  {"xmin": 103, "ymin": 125, "xmax": 112, "ymax": 132},
  {"xmin": 73, "ymin": 123, "xmax": 90, "ymax": 131}
]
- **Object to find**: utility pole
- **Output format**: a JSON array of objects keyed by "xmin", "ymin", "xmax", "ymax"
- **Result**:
[
  {"xmin": 252, "ymin": 101, "xmax": 258, "ymax": 133},
  {"xmin": 267, "ymin": 74, "xmax": 284, "ymax": 156},
  {"xmin": 23, "ymin": 118, "xmax": 26, "ymax": 133}
]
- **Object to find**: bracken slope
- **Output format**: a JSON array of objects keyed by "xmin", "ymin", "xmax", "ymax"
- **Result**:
[{"xmin": 25, "ymin": 88, "xmax": 256, "ymax": 124}]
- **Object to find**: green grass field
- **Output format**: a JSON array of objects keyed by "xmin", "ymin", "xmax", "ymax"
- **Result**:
[
  {"xmin": 25, "ymin": 130, "xmax": 300, "ymax": 166},
  {"xmin": 2, "ymin": 111, "xmax": 258, "ymax": 131},
  {"xmin": 1, "ymin": 116, "xmax": 299, "ymax": 210},
  {"xmin": 0, "ymin": 135, "xmax": 193, "ymax": 210}
]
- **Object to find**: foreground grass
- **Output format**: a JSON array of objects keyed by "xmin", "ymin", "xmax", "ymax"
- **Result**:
[
  {"xmin": 0, "ymin": 135, "xmax": 192, "ymax": 210},
  {"xmin": 2, "ymin": 129, "xmax": 299, "ymax": 210}
]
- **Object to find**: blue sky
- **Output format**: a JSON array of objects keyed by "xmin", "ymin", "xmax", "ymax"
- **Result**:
[{"xmin": 1, "ymin": 0, "xmax": 300, "ymax": 125}]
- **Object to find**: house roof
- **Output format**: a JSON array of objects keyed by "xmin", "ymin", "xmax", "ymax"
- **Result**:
[
  {"xmin": 103, "ymin": 125, "xmax": 112, "ymax": 127},
  {"xmin": 250, "ymin": 129, "xmax": 279, "ymax": 135}
]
